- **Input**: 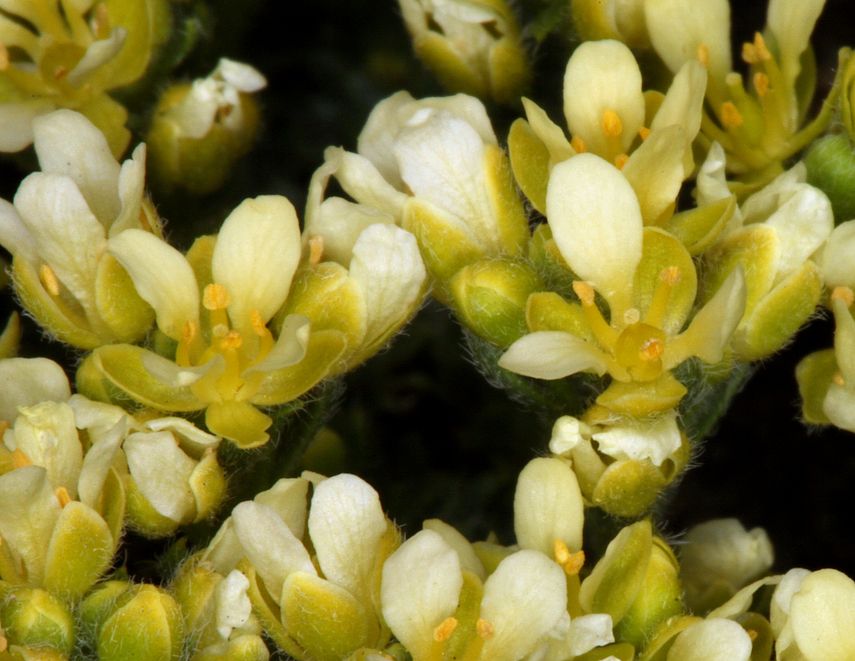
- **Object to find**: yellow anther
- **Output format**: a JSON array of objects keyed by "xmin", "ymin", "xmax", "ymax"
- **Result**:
[
  {"xmin": 53, "ymin": 65, "xmax": 69, "ymax": 80},
  {"xmin": 40, "ymin": 264, "xmax": 61, "ymax": 296},
  {"xmin": 564, "ymin": 550, "xmax": 585, "ymax": 576},
  {"xmin": 0, "ymin": 421, "xmax": 7, "ymax": 437},
  {"xmin": 212, "ymin": 323, "xmax": 229, "ymax": 339},
  {"xmin": 433, "ymin": 617, "xmax": 458, "ymax": 641},
  {"xmin": 251, "ymin": 309, "xmax": 267, "ymax": 337},
  {"xmin": 0, "ymin": 39, "xmax": 8, "ymax": 71},
  {"xmin": 476, "ymin": 619, "xmax": 495, "ymax": 639},
  {"xmin": 753, "ymin": 72, "xmax": 770, "ymax": 98},
  {"xmin": 638, "ymin": 126, "xmax": 651, "ymax": 141},
  {"xmin": 203, "ymin": 283, "xmax": 231, "ymax": 311},
  {"xmin": 602, "ymin": 109, "xmax": 623, "ymax": 138},
  {"xmin": 624, "ymin": 308, "xmax": 640, "ymax": 325},
  {"xmin": 614, "ymin": 154, "xmax": 629, "ymax": 170},
  {"xmin": 753, "ymin": 33, "xmax": 772, "ymax": 61},
  {"xmin": 219, "ymin": 330, "xmax": 243, "ymax": 351},
  {"xmin": 833, "ymin": 372, "xmax": 845, "ymax": 387},
  {"xmin": 93, "ymin": 3, "xmax": 111, "ymax": 39},
  {"xmin": 721, "ymin": 102, "xmax": 744, "ymax": 128},
  {"xmin": 571, "ymin": 135, "xmax": 587, "ymax": 153},
  {"xmin": 55, "ymin": 487, "xmax": 72, "ymax": 508},
  {"xmin": 183, "ymin": 320, "xmax": 199, "ymax": 343},
  {"xmin": 747, "ymin": 629, "xmax": 758, "ymax": 642},
  {"xmin": 308, "ymin": 235, "xmax": 324, "ymax": 265},
  {"xmin": 697, "ymin": 44, "xmax": 710, "ymax": 68},
  {"xmin": 640, "ymin": 337, "xmax": 665, "ymax": 362},
  {"xmin": 11, "ymin": 449, "xmax": 32, "ymax": 469},
  {"xmin": 742, "ymin": 42, "xmax": 760, "ymax": 65},
  {"xmin": 554, "ymin": 539, "xmax": 571, "ymax": 566},
  {"xmin": 660, "ymin": 266, "xmax": 681, "ymax": 287},
  {"xmin": 573, "ymin": 281, "xmax": 596, "ymax": 307},
  {"xmin": 0, "ymin": 633, "xmax": 6, "ymax": 652},
  {"xmin": 832, "ymin": 286, "xmax": 855, "ymax": 306}
]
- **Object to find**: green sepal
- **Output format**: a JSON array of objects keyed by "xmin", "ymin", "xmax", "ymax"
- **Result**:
[
  {"xmin": 483, "ymin": 145, "xmax": 529, "ymax": 257},
  {"xmin": 280, "ymin": 572, "xmax": 376, "ymax": 661},
  {"xmin": 79, "ymin": 580, "xmax": 135, "ymax": 635},
  {"xmin": 42, "ymin": 502, "xmax": 116, "ymax": 600},
  {"xmin": 91, "ymin": 344, "xmax": 208, "ymax": 412},
  {"xmin": 795, "ymin": 348, "xmax": 836, "ymax": 424},
  {"xmin": 190, "ymin": 635, "xmax": 270, "ymax": 661},
  {"xmin": 171, "ymin": 554, "xmax": 220, "ymax": 633},
  {"xmin": 189, "ymin": 449, "xmax": 228, "ymax": 519},
  {"xmin": 526, "ymin": 292, "xmax": 593, "ymax": 341},
  {"xmin": 94, "ymin": 253, "xmax": 155, "ymax": 344},
  {"xmin": 471, "ymin": 541, "xmax": 513, "ymax": 576},
  {"xmin": 736, "ymin": 611, "xmax": 773, "ymax": 661},
  {"xmin": 662, "ymin": 196, "xmax": 735, "ymax": 256},
  {"xmin": 487, "ymin": 37, "xmax": 531, "ymax": 105},
  {"xmin": 732, "ymin": 260, "xmax": 822, "ymax": 361},
  {"xmin": 124, "ymin": 473, "xmax": 182, "ymax": 538},
  {"xmin": 638, "ymin": 615, "xmax": 703, "ymax": 661},
  {"xmin": 528, "ymin": 223, "xmax": 578, "ymax": 297},
  {"xmin": 595, "ymin": 373, "xmax": 688, "ymax": 418},
  {"xmin": 97, "ymin": 585, "xmax": 184, "ymax": 661},
  {"xmin": 0, "ymin": 587, "xmax": 75, "ymax": 656},
  {"xmin": 508, "ymin": 118, "xmax": 550, "ymax": 215},
  {"xmin": 592, "ymin": 461, "xmax": 668, "ymax": 518},
  {"xmin": 414, "ymin": 32, "xmax": 488, "ymax": 99},
  {"xmin": 804, "ymin": 134, "xmax": 855, "ymax": 224}
]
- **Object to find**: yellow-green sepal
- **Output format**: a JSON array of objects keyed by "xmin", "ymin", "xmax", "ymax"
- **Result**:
[
  {"xmin": 42, "ymin": 502, "xmax": 117, "ymax": 600},
  {"xmin": 96, "ymin": 585, "xmax": 184, "ymax": 661},
  {"xmin": 190, "ymin": 635, "xmax": 270, "ymax": 661},
  {"xmin": 0, "ymin": 311, "xmax": 21, "ymax": 358},
  {"xmin": 206, "ymin": 401, "xmax": 272, "ymax": 450},
  {"xmin": 0, "ymin": 587, "xmax": 75, "ymax": 656},
  {"xmin": 414, "ymin": 32, "xmax": 488, "ymax": 99},
  {"xmin": 450, "ymin": 258, "xmax": 544, "ymax": 348},
  {"xmin": 663, "ymin": 196, "xmax": 736, "ymax": 256},
  {"xmin": 483, "ymin": 145, "xmax": 529, "ymax": 257},
  {"xmin": 638, "ymin": 615, "xmax": 703, "ymax": 661},
  {"xmin": 189, "ymin": 449, "xmax": 228, "ymax": 519},
  {"xmin": 528, "ymin": 222, "xmax": 578, "ymax": 296},
  {"xmin": 280, "ymin": 572, "xmax": 377, "ymax": 661},
  {"xmin": 508, "ymin": 118, "xmax": 550, "ymax": 215},
  {"xmin": 795, "ymin": 348, "xmax": 836, "ymax": 424},
  {"xmin": 591, "ymin": 461, "xmax": 669, "ymax": 518},
  {"xmin": 596, "ymin": 373, "xmax": 688, "ymax": 417},
  {"xmin": 90, "ymin": 344, "xmax": 208, "ymax": 412},
  {"xmin": 732, "ymin": 260, "xmax": 822, "ymax": 361},
  {"xmin": 124, "ymin": 473, "xmax": 182, "ymax": 537},
  {"xmin": 94, "ymin": 253, "xmax": 155, "ymax": 344},
  {"xmin": 488, "ymin": 36, "xmax": 531, "ymax": 105},
  {"xmin": 570, "ymin": 0, "xmax": 621, "ymax": 42},
  {"xmin": 76, "ymin": 92, "xmax": 132, "ymax": 159},
  {"xmin": 575, "ymin": 643, "xmax": 637, "ymax": 661},
  {"xmin": 525, "ymin": 291, "xmax": 593, "ymax": 339}
]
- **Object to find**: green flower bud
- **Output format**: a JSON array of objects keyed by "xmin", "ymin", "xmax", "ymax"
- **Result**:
[
  {"xmin": 0, "ymin": 586, "xmax": 75, "ymax": 656},
  {"xmin": 450, "ymin": 259, "xmax": 544, "ymax": 348},
  {"xmin": 95, "ymin": 584, "xmax": 184, "ymax": 661},
  {"xmin": 147, "ymin": 59, "xmax": 266, "ymax": 194},
  {"xmin": 804, "ymin": 134, "xmax": 855, "ymax": 223}
]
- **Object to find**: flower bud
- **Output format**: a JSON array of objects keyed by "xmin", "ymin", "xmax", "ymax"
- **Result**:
[
  {"xmin": 397, "ymin": 0, "xmax": 530, "ymax": 104},
  {"xmin": 571, "ymin": 0, "xmax": 649, "ymax": 47},
  {"xmin": 147, "ymin": 59, "xmax": 266, "ymax": 194},
  {"xmin": 0, "ymin": 586, "xmax": 75, "ymax": 656},
  {"xmin": 450, "ymin": 259, "xmax": 544, "ymax": 348},
  {"xmin": 804, "ymin": 134, "xmax": 855, "ymax": 223}
]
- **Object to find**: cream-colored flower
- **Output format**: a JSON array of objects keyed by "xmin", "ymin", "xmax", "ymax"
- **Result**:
[
  {"xmin": 0, "ymin": 0, "xmax": 164, "ymax": 156},
  {"xmin": 0, "ymin": 109, "xmax": 159, "ymax": 349},
  {"xmin": 0, "ymin": 357, "xmax": 71, "ymax": 426}
]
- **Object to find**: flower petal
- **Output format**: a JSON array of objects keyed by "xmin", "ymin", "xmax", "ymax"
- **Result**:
[
  {"xmin": 499, "ymin": 331, "xmax": 609, "ymax": 380},
  {"xmin": 423, "ymin": 519, "xmax": 486, "ymax": 581},
  {"xmin": 622, "ymin": 125, "xmax": 689, "ymax": 224},
  {"xmin": 212, "ymin": 196, "xmax": 302, "ymax": 332},
  {"xmin": 666, "ymin": 619, "xmax": 752, "ymax": 661},
  {"xmin": 590, "ymin": 411, "xmax": 682, "ymax": 466},
  {"xmin": 789, "ymin": 569, "xmax": 855, "ymax": 661},
  {"xmin": 124, "ymin": 431, "xmax": 197, "ymax": 522},
  {"xmin": 245, "ymin": 314, "xmax": 311, "ymax": 374},
  {"xmin": 0, "ymin": 357, "xmax": 71, "ymax": 425},
  {"xmin": 546, "ymin": 153, "xmax": 643, "ymax": 309}
]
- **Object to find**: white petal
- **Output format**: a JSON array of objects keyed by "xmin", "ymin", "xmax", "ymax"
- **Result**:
[
  {"xmin": 140, "ymin": 351, "xmax": 223, "ymax": 388},
  {"xmin": 546, "ymin": 154, "xmax": 643, "ymax": 307},
  {"xmin": 78, "ymin": 417, "xmax": 127, "ymax": 509},
  {"xmin": 709, "ymin": 575, "xmax": 783, "ymax": 620},
  {"xmin": 622, "ymin": 125, "xmax": 689, "ymax": 223},
  {"xmin": 231, "ymin": 501, "xmax": 316, "ymax": 602},
  {"xmin": 650, "ymin": 59, "xmax": 708, "ymax": 141},
  {"xmin": 66, "ymin": 26, "xmax": 127, "ymax": 88},
  {"xmin": 591, "ymin": 411, "xmax": 682, "ymax": 466},
  {"xmin": 0, "ymin": 100, "xmax": 54, "ymax": 152},
  {"xmin": 0, "ymin": 358, "xmax": 70, "ymax": 425},
  {"xmin": 14, "ymin": 172, "xmax": 106, "ymax": 305},
  {"xmin": 562, "ymin": 40, "xmax": 645, "ymax": 156},
  {"xmin": 108, "ymin": 229, "xmax": 200, "ymax": 340},
  {"xmin": 423, "ymin": 519, "xmax": 486, "ymax": 580},
  {"xmin": 31, "ymin": 110, "xmax": 122, "ymax": 225},
  {"xmin": 770, "ymin": 568, "xmax": 812, "ymax": 636},
  {"xmin": 394, "ymin": 110, "xmax": 499, "ymax": 251},
  {"xmin": 381, "ymin": 529, "xmax": 463, "ymax": 661},
  {"xmin": 349, "ymin": 224, "xmax": 426, "ymax": 345},
  {"xmin": 215, "ymin": 58, "xmax": 267, "ymax": 93},
  {"xmin": 214, "ymin": 570, "xmax": 253, "ymax": 641},
  {"xmin": 245, "ymin": 314, "xmax": 310, "ymax": 374},
  {"xmin": 789, "ymin": 569, "xmax": 855, "ymax": 661},
  {"xmin": 514, "ymin": 457, "xmax": 584, "ymax": 556},
  {"xmin": 307, "ymin": 196, "xmax": 397, "ymax": 265},
  {"xmin": 253, "ymin": 478, "xmax": 311, "ymax": 540},
  {"xmin": 142, "ymin": 416, "xmax": 220, "ymax": 454},
  {"xmin": 0, "ymin": 465, "xmax": 61, "ymax": 585},
  {"xmin": 124, "ymin": 431, "xmax": 197, "ymax": 522},
  {"xmin": 480, "ymin": 550, "xmax": 568, "ymax": 661},
  {"xmin": 820, "ymin": 220, "xmax": 855, "ymax": 289},
  {"xmin": 666, "ymin": 619, "xmax": 752, "ymax": 661},
  {"xmin": 356, "ymin": 90, "xmax": 418, "ymax": 188},
  {"xmin": 0, "ymin": 197, "xmax": 36, "ymax": 261},
  {"xmin": 696, "ymin": 142, "xmax": 734, "ymax": 207},
  {"xmin": 12, "ymin": 401, "xmax": 82, "ymax": 497},
  {"xmin": 203, "ymin": 519, "xmax": 244, "ymax": 575},
  {"xmin": 522, "ymin": 98, "xmax": 575, "ymax": 166},
  {"xmin": 823, "ymin": 382, "xmax": 855, "ymax": 433},
  {"xmin": 318, "ymin": 147, "xmax": 408, "ymax": 220},
  {"xmin": 566, "ymin": 614, "xmax": 615, "ymax": 657},
  {"xmin": 308, "ymin": 473, "xmax": 388, "ymax": 604},
  {"xmin": 499, "ymin": 331, "xmax": 608, "ymax": 380},
  {"xmin": 212, "ymin": 196, "xmax": 302, "ymax": 332},
  {"xmin": 110, "ymin": 143, "xmax": 146, "ymax": 236},
  {"xmin": 548, "ymin": 416, "xmax": 591, "ymax": 456}
]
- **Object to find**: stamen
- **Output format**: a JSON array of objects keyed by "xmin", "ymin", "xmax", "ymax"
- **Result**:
[
  {"xmin": 573, "ymin": 281, "xmax": 620, "ymax": 349},
  {"xmin": 433, "ymin": 617, "xmax": 458, "ymax": 641},
  {"xmin": 602, "ymin": 110, "xmax": 622, "ymax": 138},
  {"xmin": 639, "ymin": 337, "xmax": 665, "ymax": 361},
  {"xmin": 643, "ymin": 267, "xmax": 680, "ymax": 328},
  {"xmin": 753, "ymin": 72, "xmax": 770, "ymax": 98},
  {"xmin": 219, "ymin": 330, "xmax": 243, "ymax": 351},
  {"xmin": 570, "ymin": 135, "xmax": 587, "ymax": 153},
  {"xmin": 573, "ymin": 281, "xmax": 595, "ymax": 307},
  {"xmin": 742, "ymin": 42, "xmax": 759, "ymax": 65},
  {"xmin": 614, "ymin": 154, "xmax": 629, "ymax": 170},
  {"xmin": 638, "ymin": 126, "xmax": 651, "ymax": 141},
  {"xmin": 212, "ymin": 323, "xmax": 229, "ymax": 339},
  {"xmin": 624, "ymin": 308, "xmax": 640, "ymax": 325},
  {"xmin": 250, "ymin": 309, "xmax": 267, "ymax": 337},
  {"xmin": 564, "ymin": 550, "xmax": 585, "ymax": 576},
  {"xmin": 183, "ymin": 320, "xmax": 199, "ymax": 343},
  {"xmin": 753, "ymin": 33, "xmax": 772, "ymax": 61},
  {"xmin": 0, "ymin": 421, "xmax": 6, "ymax": 437},
  {"xmin": 833, "ymin": 372, "xmax": 845, "ymax": 387},
  {"xmin": 308, "ymin": 236, "xmax": 324, "ymax": 265},
  {"xmin": 476, "ymin": 619, "xmax": 495, "ymax": 639},
  {"xmin": 93, "ymin": 4, "xmax": 111, "ymax": 39},
  {"xmin": 176, "ymin": 320, "xmax": 200, "ymax": 367},
  {"xmin": 832, "ymin": 286, "xmax": 855, "ymax": 307},
  {"xmin": 721, "ymin": 102, "xmax": 744, "ymax": 128},
  {"xmin": 40, "ymin": 264, "xmax": 61, "ymax": 296},
  {"xmin": 747, "ymin": 629, "xmax": 758, "ymax": 642},
  {"xmin": 553, "ymin": 539, "xmax": 571, "ymax": 565},
  {"xmin": 55, "ymin": 487, "xmax": 72, "ymax": 508},
  {"xmin": 697, "ymin": 44, "xmax": 710, "ymax": 68},
  {"xmin": 53, "ymin": 65, "xmax": 69, "ymax": 80},
  {"xmin": 11, "ymin": 449, "xmax": 31, "ymax": 469},
  {"xmin": 203, "ymin": 283, "xmax": 231, "ymax": 311},
  {"xmin": 660, "ymin": 266, "xmax": 681, "ymax": 287},
  {"xmin": 0, "ymin": 633, "xmax": 6, "ymax": 652}
]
